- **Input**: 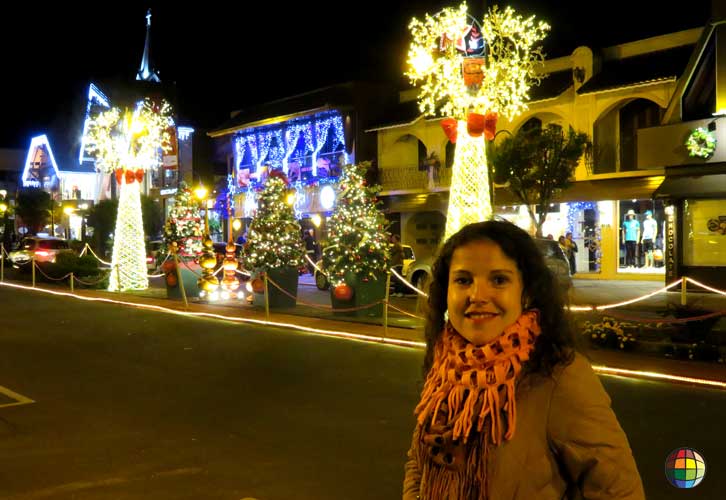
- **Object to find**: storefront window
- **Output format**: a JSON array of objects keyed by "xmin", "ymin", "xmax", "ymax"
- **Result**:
[
  {"xmin": 683, "ymin": 199, "xmax": 726, "ymax": 266},
  {"xmin": 618, "ymin": 200, "xmax": 665, "ymax": 273},
  {"xmin": 497, "ymin": 202, "xmax": 601, "ymax": 274}
]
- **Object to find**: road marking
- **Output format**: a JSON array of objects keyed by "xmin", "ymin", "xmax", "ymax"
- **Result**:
[{"xmin": 0, "ymin": 385, "xmax": 35, "ymax": 409}]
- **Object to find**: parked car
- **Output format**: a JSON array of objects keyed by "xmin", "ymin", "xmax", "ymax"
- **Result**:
[
  {"xmin": 146, "ymin": 240, "xmax": 164, "ymax": 271},
  {"xmin": 404, "ymin": 238, "xmax": 573, "ymax": 296},
  {"xmin": 8, "ymin": 236, "xmax": 74, "ymax": 268},
  {"xmin": 315, "ymin": 244, "xmax": 415, "ymax": 291},
  {"xmin": 534, "ymin": 238, "xmax": 574, "ymax": 294}
]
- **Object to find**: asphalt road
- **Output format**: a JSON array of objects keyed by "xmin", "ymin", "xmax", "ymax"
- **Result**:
[{"xmin": 1, "ymin": 286, "xmax": 725, "ymax": 499}]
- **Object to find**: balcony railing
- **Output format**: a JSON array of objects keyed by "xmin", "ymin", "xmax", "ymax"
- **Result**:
[{"xmin": 380, "ymin": 164, "xmax": 452, "ymax": 192}]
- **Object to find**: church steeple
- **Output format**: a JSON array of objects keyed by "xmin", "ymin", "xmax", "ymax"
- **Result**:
[{"xmin": 136, "ymin": 9, "xmax": 161, "ymax": 83}]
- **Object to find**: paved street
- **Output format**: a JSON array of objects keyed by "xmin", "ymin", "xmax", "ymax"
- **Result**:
[{"xmin": 1, "ymin": 286, "xmax": 725, "ymax": 499}]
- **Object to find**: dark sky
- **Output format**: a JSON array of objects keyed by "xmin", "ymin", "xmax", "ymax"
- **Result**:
[{"xmin": 0, "ymin": 1, "xmax": 713, "ymax": 149}]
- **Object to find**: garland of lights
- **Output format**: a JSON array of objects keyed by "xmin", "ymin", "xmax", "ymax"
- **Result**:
[
  {"xmin": 85, "ymin": 98, "xmax": 174, "ymax": 291},
  {"xmin": 407, "ymin": 3, "xmax": 548, "ymax": 241},
  {"xmin": 686, "ymin": 127, "xmax": 716, "ymax": 159},
  {"xmin": 235, "ymin": 113, "xmax": 346, "ymax": 186},
  {"xmin": 323, "ymin": 162, "xmax": 390, "ymax": 287}
]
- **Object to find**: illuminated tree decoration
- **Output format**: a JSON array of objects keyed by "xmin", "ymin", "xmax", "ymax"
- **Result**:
[
  {"xmin": 85, "ymin": 98, "xmax": 174, "ymax": 291},
  {"xmin": 686, "ymin": 127, "xmax": 717, "ymax": 159},
  {"xmin": 323, "ymin": 162, "xmax": 390, "ymax": 287},
  {"xmin": 406, "ymin": 3, "xmax": 549, "ymax": 241},
  {"xmin": 164, "ymin": 182, "xmax": 203, "ymax": 256},
  {"xmin": 243, "ymin": 173, "xmax": 305, "ymax": 271}
]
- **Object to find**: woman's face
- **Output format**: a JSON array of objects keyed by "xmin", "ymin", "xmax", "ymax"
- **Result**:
[{"xmin": 447, "ymin": 240, "xmax": 524, "ymax": 345}]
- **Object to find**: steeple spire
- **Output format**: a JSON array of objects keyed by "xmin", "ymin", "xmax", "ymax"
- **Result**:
[{"xmin": 136, "ymin": 8, "xmax": 161, "ymax": 83}]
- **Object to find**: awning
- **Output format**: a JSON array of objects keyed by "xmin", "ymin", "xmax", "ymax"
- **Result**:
[
  {"xmin": 495, "ymin": 176, "xmax": 664, "ymax": 205},
  {"xmin": 381, "ymin": 175, "xmax": 666, "ymax": 212},
  {"xmin": 653, "ymin": 173, "xmax": 726, "ymax": 199}
]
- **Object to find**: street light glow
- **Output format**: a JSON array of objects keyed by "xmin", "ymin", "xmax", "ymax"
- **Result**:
[{"xmin": 195, "ymin": 186, "xmax": 208, "ymax": 200}]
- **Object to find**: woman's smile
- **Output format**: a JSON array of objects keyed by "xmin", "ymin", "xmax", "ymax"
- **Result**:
[{"xmin": 447, "ymin": 240, "xmax": 524, "ymax": 345}]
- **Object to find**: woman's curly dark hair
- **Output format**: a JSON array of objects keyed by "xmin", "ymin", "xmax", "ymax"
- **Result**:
[{"xmin": 422, "ymin": 220, "xmax": 576, "ymax": 376}]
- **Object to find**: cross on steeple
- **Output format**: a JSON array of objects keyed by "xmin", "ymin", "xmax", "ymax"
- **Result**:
[{"xmin": 136, "ymin": 8, "xmax": 161, "ymax": 83}]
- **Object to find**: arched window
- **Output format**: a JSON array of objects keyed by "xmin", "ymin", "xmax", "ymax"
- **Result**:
[
  {"xmin": 417, "ymin": 139, "xmax": 428, "ymax": 171},
  {"xmin": 619, "ymin": 99, "xmax": 661, "ymax": 171}
]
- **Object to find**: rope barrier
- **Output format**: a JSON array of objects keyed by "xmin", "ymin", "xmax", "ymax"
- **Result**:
[
  {"xmin": 593, "ymin": 279, "xmax": 684, "ymax": 311},
  {"xmin": 384, "ymin": 301, "xmax": 426, "ymax": 320},
  {"xmin": 686, "ymin": 277, "xmax": 726, "ymax": 297},
  {"xmin": 147, "ymin": 273, "xmax": 166, "ymax": 278},
  {"xmin": 81, "ymin": 244, "xmax": 112, "ymax": 267},
  {"xmin": 600, "ymin": 309, "xmax": 726, "ymax": 325},
  {"xmin": 72, "ymin": 273, "xmax": 110, "ymax": 286},
  {"xmin": 178, "ymin": 257, "xmax": 203, "ymax": 277},
  {"xmin": 235, "ymin": 269, "xmax": 251, "ymax": 277},
  {"xmin": 390, "ymin": 268, "xmax": 429, "ymax": 298},
  {"xmin": 32, "ymin": 261, "xmax": 72, "ymax": 282},
  {"xmin": 304, "ymin": 254, "xmax": 326, "ymax": 276},
  {"xmin": 265, "ymin": 275, "xmax": 384, "ymax": 312}
]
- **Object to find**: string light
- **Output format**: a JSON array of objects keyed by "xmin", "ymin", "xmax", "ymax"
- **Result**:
[
  {"xmin": 323, "ymin": 162, "xmax": 390, "ymax": 287},
  {"xmin": 4, "ymin": 279, "xmax": 724, "ymax": 389},
  {"xmin": 85, "ymin": 98, "xmax": 175, "ymax": 291},
  {"xmin": 407, "ymin": 3, "xmax": 548, "ymax": 241}
]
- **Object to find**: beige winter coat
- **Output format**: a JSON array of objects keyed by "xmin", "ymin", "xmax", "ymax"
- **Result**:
[{"xmin": 403, "ymin": 353, "xmax": 645, "ymax": 499}]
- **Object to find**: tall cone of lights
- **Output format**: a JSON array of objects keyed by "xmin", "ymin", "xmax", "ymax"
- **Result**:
[
  {"xmin": 406, "ymin": 3, "xmax": 549, "ymax": 241},
  {"xmin": 86, "ymin": 99, "xmax": 175, "ymax": 291}
]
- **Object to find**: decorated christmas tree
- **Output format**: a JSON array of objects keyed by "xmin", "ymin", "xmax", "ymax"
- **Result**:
[
  {"xmin": 323, "ymin": 162, "xmax": 390, "ymax": 288},
  {"xmin": 243, "ymin": 172, "xmax": 305, "ymax": 271},
  {"xmin": 163, "ymin": 182, "xmax": 204, "ymax": 257}
]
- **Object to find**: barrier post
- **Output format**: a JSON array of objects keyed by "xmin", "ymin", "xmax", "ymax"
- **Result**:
[
  {"xmin": 115, "ymin": 264, "xmax": 121, "ymax": 293},
  {"xmin": 31, "ymin": 256, "xmax": 36, "ymax": 287},
  {"xmin": 263, "ymin": 273, "xmax": 270, "ymax": 322},
  {"xmin": 173, "ymin": 252, "xmax": 188, "ymax": 309},
  {"xmin": 383, "ymin": 272, "xmax": 391, "ymax": 341},
  {"xmin": 1, "ymin": 242, "xmax": 4, "ymax": 282},
  {"xmin": 70, "ymin": 273, "xmax": 74, "ymax": 293},
  {"xmin": 681, "ymin": 276, "xmax": 687, "ymax": 306}
]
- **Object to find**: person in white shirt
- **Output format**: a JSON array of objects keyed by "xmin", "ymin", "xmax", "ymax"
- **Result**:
[{"xmin": 641, "ymin": 211, "xmax": 658, "ymax": 268}]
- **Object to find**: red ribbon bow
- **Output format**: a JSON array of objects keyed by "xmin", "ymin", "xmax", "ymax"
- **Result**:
[{"xmin": 440, "ymin": 112, "xmax": 499, "ymax": 143}]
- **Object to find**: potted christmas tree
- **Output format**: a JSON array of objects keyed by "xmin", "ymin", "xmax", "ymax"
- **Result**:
[
  {"xmin": 323, "ymin": 162, "xmax": 390, "ymax": 317},
  {"xmin": 162, "ymin": 182, "xmax": 203, "ymax": 299},
  {"xmin": 243, "ymin": 172, "xmax": 305, "ymax": 308}
]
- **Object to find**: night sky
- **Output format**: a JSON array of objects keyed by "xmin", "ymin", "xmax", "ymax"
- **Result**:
[{"xmin": 0, "ymin": 1, "xmax": 713, "ymax": 149}]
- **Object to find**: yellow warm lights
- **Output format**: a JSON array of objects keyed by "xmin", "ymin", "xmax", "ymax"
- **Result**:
[
  {"xmin": 406, "ymin": 3, "xmax": 549, "ymax": 120},
  {"xmin": 85, "ymin": 98, "xmax": 174, "ymax": 291},
  {"xmin": 232, "ymin": 218, "xmax": 242, "ymax": 231},
  {"xmin": 406, "ymin": 3, "xmax": 548, "ymax": 240},
  {"xmin": 194, "ymin": 185, "xmax": 208, "ymax": 200}
]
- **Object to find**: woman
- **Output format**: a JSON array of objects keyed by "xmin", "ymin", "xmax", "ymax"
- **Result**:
[{"xmin": 403, "ymin": 220, "xmax": 643, "ymax": 499}]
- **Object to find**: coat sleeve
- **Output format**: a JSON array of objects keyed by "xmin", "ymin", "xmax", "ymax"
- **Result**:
[
  {"xmin": 403, "ymin": 427, "xmax": 421, "ymax": 500},
  {"xmin": 547, "ymin": 355, "xmax": 645, "ymax": 500}
]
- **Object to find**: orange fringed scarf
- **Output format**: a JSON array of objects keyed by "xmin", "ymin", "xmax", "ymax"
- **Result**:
[{"xmin": 412, "ymin": 310, "xmax": 541, "ymax": 499}]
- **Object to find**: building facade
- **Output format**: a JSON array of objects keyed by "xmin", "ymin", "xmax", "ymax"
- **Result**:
[{"xmin": 368, "ymin": 18, "xmax": 725, "ymax": 284}]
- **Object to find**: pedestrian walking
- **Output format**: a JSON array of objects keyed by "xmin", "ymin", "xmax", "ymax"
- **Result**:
[
  {"xmin": 565, "ymin": 231, "xmax": 578, "ymax": 275},
  {"xmin": 403, "ymin": 220, "xmax": 643, "ymax": 500}
]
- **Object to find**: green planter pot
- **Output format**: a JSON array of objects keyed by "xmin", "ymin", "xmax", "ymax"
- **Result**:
[
  {"xmin": 330, "ymin": 272, "xmax": 386, "ymax": 318},
  {"xmin": 166, "ymin": 265, "xmax": 200, "ymax": 299},
  {"xmin": 253, "ymin": 266, "xmax": 299, "ymax": 308}
]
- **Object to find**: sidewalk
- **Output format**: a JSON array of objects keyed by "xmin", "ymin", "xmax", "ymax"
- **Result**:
[
  {"xmin": 3, "ymin": 275, "xmax": 725, "ymax": 388},
  {"xmin": 53, "ymin": 278, "xmax": 726, "ymax": 387}
]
